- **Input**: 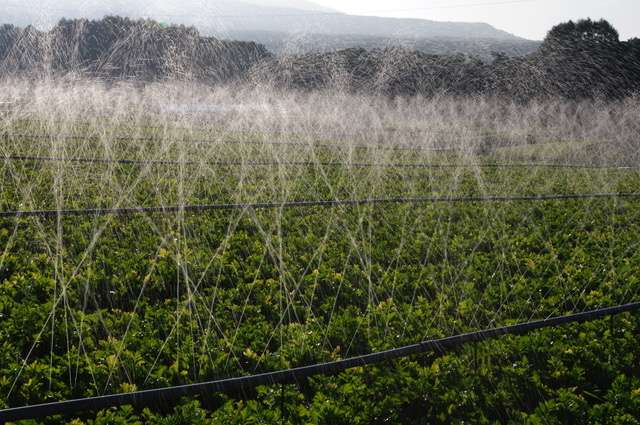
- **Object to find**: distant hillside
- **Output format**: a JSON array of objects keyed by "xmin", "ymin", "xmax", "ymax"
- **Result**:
[
  {"xmin": 0, "ymin": 0, "xmax": 533, "ymax": 57},
  {"xmin": 227, "ymin": 31, "xmax": 540, "ymax": 59},
  {"xmin": 205, "ymin": 12, "xmax": 523, "ymax": 41},
  {"xmin": 0, "ymin": 17, "xmax": 270, "ymax": 81}
]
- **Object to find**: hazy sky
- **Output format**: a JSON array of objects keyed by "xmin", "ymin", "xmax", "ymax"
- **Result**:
[{"xmin": 311, "ymin": 0, "xmax": 640, "ymax": 41}]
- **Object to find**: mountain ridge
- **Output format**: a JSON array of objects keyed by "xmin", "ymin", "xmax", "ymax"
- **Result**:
[{"xmin": 1, "ymin": 0, "xmax": 529, "ymax": 42}]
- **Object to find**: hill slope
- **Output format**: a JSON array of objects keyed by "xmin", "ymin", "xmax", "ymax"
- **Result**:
[{"xmin": 1, "ymin": 0, "xmax": 534, "ymax": 56}]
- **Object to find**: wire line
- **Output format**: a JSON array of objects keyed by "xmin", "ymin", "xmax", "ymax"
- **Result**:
[
  {"xmin": 1, "ymin": 193, "xmax": 639, "ymax": 219},
  {"xmin": 1, "ymin": 301, "xmax": 637, "ymax": 422},
  {"xmin": 4, "ymin": 154, "xmax": 635, "ymax": 170}
]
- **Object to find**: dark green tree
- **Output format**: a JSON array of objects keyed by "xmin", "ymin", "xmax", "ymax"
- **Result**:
[
  {"xmin": 541, "ymin": 18, "xmax": 619, "ymax": 50},
  {"xmin": 537, "ymin": 19, "xmax": 628, "ymax": 99}
]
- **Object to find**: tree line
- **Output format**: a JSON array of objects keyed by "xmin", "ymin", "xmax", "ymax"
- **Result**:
[
  {"xmin": 253, "ymin": 19, "xmax": 640, "ymax": 100},
  {"xmin": 0, "ymin": 16, "xmax": 270, "ymax": 82},
  {"xmin": 0, "ymin": 16, "xmax": 638, "ymax": 100}
]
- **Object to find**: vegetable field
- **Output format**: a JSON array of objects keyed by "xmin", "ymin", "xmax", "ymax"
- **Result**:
[{"xmin": 1, "ymin": 82, "xmax": 639, "ymax": 424}]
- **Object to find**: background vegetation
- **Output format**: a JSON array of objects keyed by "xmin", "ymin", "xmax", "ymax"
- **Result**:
[{"xmin": 0, "ymin": 17, "xmax": 639, "ymax": 100}]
